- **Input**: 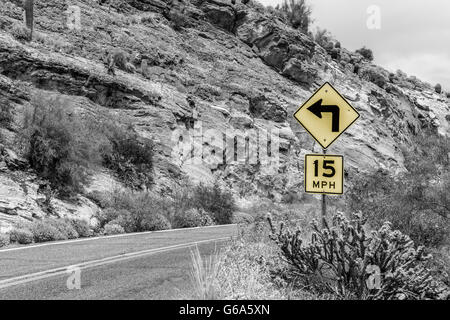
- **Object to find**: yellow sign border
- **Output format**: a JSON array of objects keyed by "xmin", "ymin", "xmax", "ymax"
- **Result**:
[
  {"xmin": 304, "ymin": 154, "xmax": 344, "ymax": 195},
  {"xmin": 293, "ymin": 82, "xmax": 360, "ymax": 150}
]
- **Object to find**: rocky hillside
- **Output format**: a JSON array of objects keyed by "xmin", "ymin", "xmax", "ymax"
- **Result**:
[{"xmin": 0, "ymin": 0, "xmax": 449, "ymax": 231}]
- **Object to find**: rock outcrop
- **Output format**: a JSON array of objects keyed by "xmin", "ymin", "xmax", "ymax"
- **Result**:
[{"xmin": 0, "ymin": 0, "xmax": 448, "ymax": 228}]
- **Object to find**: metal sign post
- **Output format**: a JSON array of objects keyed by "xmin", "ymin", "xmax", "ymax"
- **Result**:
[
  {"xmin": 293, "ymin": 82, "xmax": 360, "ymax": 228},
  {"xmin": 321, "ymin": 148, "xmax": 327, "ymax": 228}
]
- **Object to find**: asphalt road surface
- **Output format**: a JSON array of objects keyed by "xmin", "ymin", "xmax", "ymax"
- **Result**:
[{"xmin": 0, "ymin": 224, "xmax": 237, "ymax": 300}]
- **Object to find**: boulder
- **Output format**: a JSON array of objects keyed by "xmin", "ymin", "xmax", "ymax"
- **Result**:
[
  {"xmin": 249, "ymin": 94, "xmax": 287, "ymax": 123},
  {"xmin": 282, "ymin": 58, "xmax": 318, "ymax": 86},
  {"xmin": 0, "ymin": 173, "xmax": 45, "ymax": 220},
  {"xmin": 200, "ymin": 0, "xmax": 236, "ymax": 32}
]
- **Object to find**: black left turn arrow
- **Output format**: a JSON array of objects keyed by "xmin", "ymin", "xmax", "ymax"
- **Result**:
[{"xmin": 307, "ymin": 99, "xmax": 340, "ymax": 132}]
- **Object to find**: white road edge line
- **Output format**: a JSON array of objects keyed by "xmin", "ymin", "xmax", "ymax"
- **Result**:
[
  {"xmin": 0, "ymin": 224, "xmax": 237, "ymax": 253},
  {"xmin": 0, "ymin": 236, "xmax": 231, "ymax": 290}
]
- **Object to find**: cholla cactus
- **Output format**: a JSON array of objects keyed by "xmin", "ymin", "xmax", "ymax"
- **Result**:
[
  {"xmin": 270, "ymin": 212, "xmax": 449, "ymax": 299},
  {"xmin": 23, "ymin": 0, "xmax": 34, "ymax": 40}
]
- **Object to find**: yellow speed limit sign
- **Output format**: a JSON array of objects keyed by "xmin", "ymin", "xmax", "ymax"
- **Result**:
[{"xmin": 305, "ymin": 154, "xmax": 343, "ymax": 195}]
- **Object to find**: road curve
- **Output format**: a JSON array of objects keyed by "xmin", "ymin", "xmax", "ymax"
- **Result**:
[{"xmin": 0, "ymin": 224, "xmax": 237, "ymax": 299}]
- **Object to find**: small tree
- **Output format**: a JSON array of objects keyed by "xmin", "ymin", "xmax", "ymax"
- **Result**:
[
  {"xmin": 276, "ymin": 0, "xmax": 312, "ymax": 33},
  {"xmin": 21, "ymin": 93, "xmax": 101, "ymax": 197},
  {"xmin": 435, "ymin": 83, "xmax": 442, "ymax": 94}
]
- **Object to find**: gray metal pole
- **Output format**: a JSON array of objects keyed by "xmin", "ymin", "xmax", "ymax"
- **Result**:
[{"xmin": 322, "ymin": 148, "xmax": 327, "ymax": 228}]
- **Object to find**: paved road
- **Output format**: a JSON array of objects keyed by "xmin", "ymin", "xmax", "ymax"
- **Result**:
[{"xmin": 0, "ymin": 225, "xmax": 237, "ymax": 299}]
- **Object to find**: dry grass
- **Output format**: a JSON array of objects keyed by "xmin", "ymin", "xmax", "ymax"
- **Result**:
[{"xmin": 189, "ymin": 246, "xmax": 221, "ymax": 299}]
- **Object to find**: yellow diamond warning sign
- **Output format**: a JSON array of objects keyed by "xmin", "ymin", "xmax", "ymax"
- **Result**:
[
  {"xmin": 294, "ymin": 82, "xmax": 360, "ymax": 149},
  {"xmin": 305, "ymin": 154, "xmax": 343, "ymax": 195}
]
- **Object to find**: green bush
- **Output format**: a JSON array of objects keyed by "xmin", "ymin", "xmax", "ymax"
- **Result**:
[
  {"xmin": 102, "ymin": 190, "xmax": 173, "ymax": 232},
  {"xmin": 276, "ymin": 0, "xmax": 312, "ymax": 33},
  {"xmin": 173, "ymin": 208, "xmax": 213, "ymax": 229},
  {"xmin": 168, "ymin": 7, "xmax": 189, "ymax": 31},
  {"xmin": 347, "ymin": 130, "xmax": 450, "ymax": 247},
  {"xmin": 11, "ymin": 22, "xmax": 31, "ymax": 41},
  {"xmin": 270, "ymin": 213, "xmax": 449, "ymax": 299},
  {"xmin": 30, "ymin": 220, "xmax": 66, "ymax": 242},
  {"xmin": 85, "ymin": 191, "xmax": 111, "ymax": 208},
  {"xmin": 355, "ymin": 46, "xmax": 374, "ymax": 61},
  {"xmin": 46, "ymin": 218, "xmax": 79, "ymax": 239},
  {"xmin": 103, "ymin": 49, "xmax": 135, "ymax": 75},
  {"xmin": 313, "ymin": 28, "xmax": 331, "ymax": 48},
  {"xmin": 66, "ymin": 218, "xmax": 92, "ymax": 238},
  {"xmin": 21, "ymin": 94, "xmax": 101, "ymax": 197},
  {"xmin": 192, "ymin": 183, "xmax": 236, "ymax": 225},
  {"xmin": 97, "ymin": 208, "xmax": 134, "ymax": 233},
  {"xmin": 141, "ymin": 213, "xmax": 171, "ymax": 231},
  {"xmin": 0, "ymin": 234, "xmax": 10, "ymax": 247},
  {"xmin": 102, "ymin": 125, "xmax": 153, "ymax": 190},
  {"xmin": 9, "ymin": 228, "xmax": 34, "ymax": 244},
  {"xmin": 232, "ymin": 212, "xmax": 255, "ymax": 225},
  {"xmin": 104, "ymin": 222, "xmax": 125, "ymax": 235}
]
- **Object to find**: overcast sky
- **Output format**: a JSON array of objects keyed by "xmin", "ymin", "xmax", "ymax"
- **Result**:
[{"xmin": 257, "ymin": 0, "xmax": 450, "ymax": 91}]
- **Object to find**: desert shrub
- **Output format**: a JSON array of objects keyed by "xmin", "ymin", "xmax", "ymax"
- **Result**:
[
  {"xmin": 168, "ymin": 6, "xmax": 189, "ymax": 31},
  {"xmin": 96, "ymin": 207, "xmax": 125, "ymax": 228},
  {"xmin": 334, "ymin": 41, "xmax": 341, "ymax": 49},
  {"xmin": 191, "ymin": 182, "xmax": 236, "ymax": 225},
  {"xmin": 85, "ymin": 190, "xmax": 111, "ymax": 208},
  {"xmin": 435, "ymin": 83, "xmax": 442, "ymax": 94},
  {"xmin": 96, "ymin": 208, "xmax": 134, "ymax": 233},
  {"xmin": 0, "ymin": 99, "xmax": 14, "ymax": 129},
  {"xmin": 270, "ymin": 213, "xmax": 450, "ymax": 299},
  {"xmin": 330, "ymin": 48, "xmax": 340, "ymax": 60},
  {"xmin": 102, "ymin": 124, "xmax": 154, "ymax": 190},
  {"xmin": 232, "ymin": 212, "xmax": 255, "ymax": 225},
  {"xmin": 66, "ymin": 218, "xmax": 92, "ymax": 238},
  {"xmin": 173, "ymin": 208, "xmax": 213, "ymax": 229},
  {"xmin": 355, "ymin": 46, "xmax": 374, "ymax": 61},
  {"xmin": 9, "ymin": 228, "xmax": 34, "ymax": 244},
  {"xmin": 46, "ymin": 218, "xmax": 79, "ymax": 239},
  {"xmin": 359, "ymin": 66, "xmax": 387, "ymax": 88},
  {"xmin": 141, "ymin": 213, "xmax": 171, "ymax": 231},
  {"xmin": 11, "ymin": 22, "xmax": 31, "ymax": 41},
  {"xmin": 104, "ymin": 222, "xmax": 125, "ymax": 235},
  {"xmin": 30, "ymin": 220, "xmax": 66, "ymax": 242},
  {"xmin": 313, "ymin": 28, "xmax": 331, "ymax": 48},
  {"xmin": 103, "ymin": 49, "xmax": 136, "ymax": 75},
  {"xmin": 0, "ymin": 234, "xmax": 10, "ymax": 247},
  {"xmin": 103, "ymin": 189, "xmax": 173, "ymax": 232},
  {"xmin": 276, "ymin": 0, "xmax": 312, "ymax": 33},
  {"xmin": 21, "ymin": 94, "xmax": 101, "ymax": 197},
  {"xmin": 348, "ymin": 130, "xmax": 450, "ymax": 247}
]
